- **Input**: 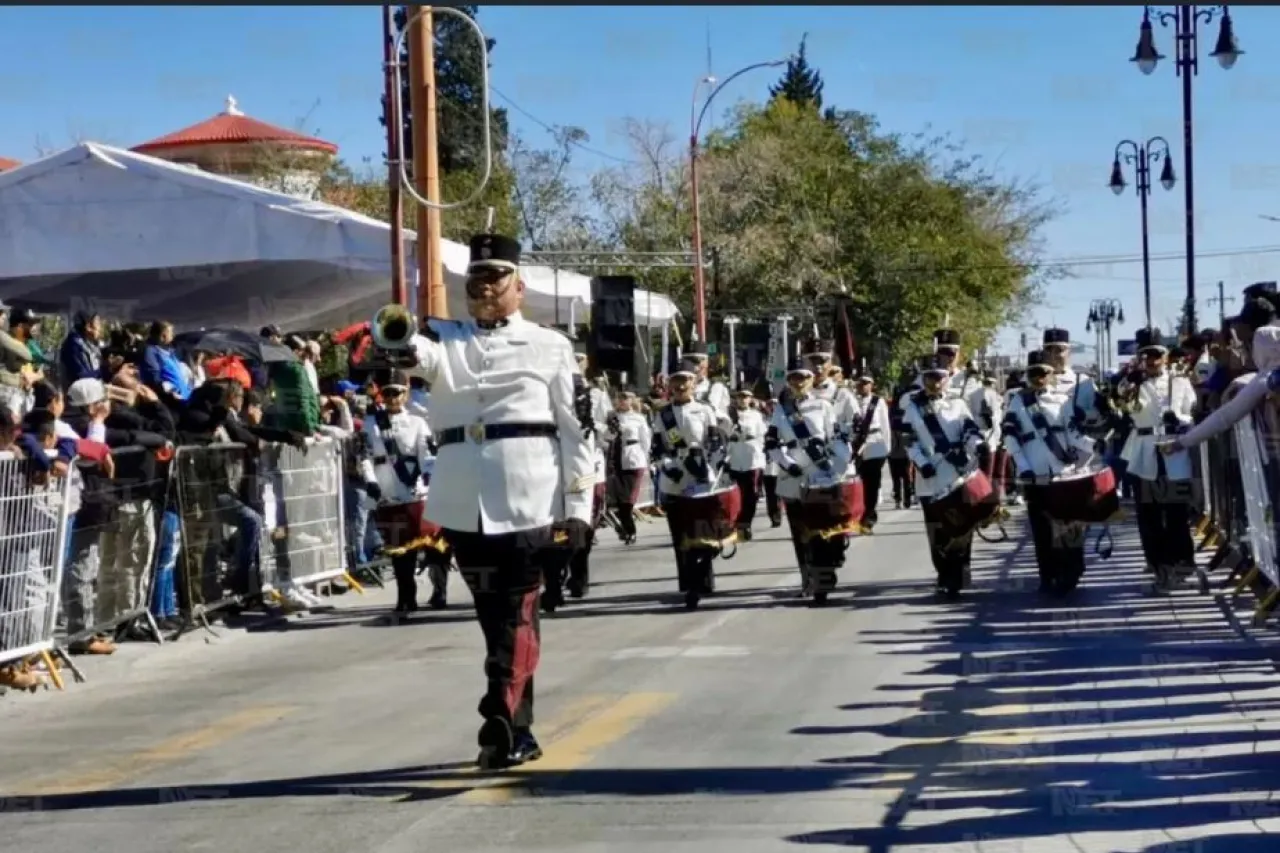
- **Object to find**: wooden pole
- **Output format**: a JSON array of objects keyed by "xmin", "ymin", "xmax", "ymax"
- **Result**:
[
  {"xmin": 382, "ymin": 6, "xmax": 407, "ymax": 306},
  {"xmin": 408, "ymin": 6, "xmax": 447, "ymax": 319}
]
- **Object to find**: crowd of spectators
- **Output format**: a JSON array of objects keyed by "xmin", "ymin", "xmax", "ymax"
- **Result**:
[{"xmin": 0, "ymin": 307, "xmax": 391, "ymax": 692}]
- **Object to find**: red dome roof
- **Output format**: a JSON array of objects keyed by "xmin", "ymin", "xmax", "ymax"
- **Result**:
[
  {"xmin": 132, "ymin": 96, "xmax": 338, "ymax": 156},
  {"xmin": 0, "ymin": 157, "xmax": 21, "ymax": 172}
]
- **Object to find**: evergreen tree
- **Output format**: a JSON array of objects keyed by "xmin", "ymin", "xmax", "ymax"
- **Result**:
[
  {"xmin": 380, "ymin": 5, "xmax": 510, "ymax": 179},
  {"xmin": 769, "ymin": 35, "xmax": 824, "ymax": 111}
]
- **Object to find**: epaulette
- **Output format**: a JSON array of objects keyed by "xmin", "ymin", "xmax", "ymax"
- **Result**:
[{"xmin": 420, "ymin": 317, "xmax": 461, "ymax": 342}]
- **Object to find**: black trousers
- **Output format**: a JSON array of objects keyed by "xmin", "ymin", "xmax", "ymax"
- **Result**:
[
  {"xmin": 729, "ymin": 469, "xmax": 761, "ymax": 530},
  {"xmin": 392, "ymin": 553, "xmax": 418, "ymax": 607},
  {"xmin": 1024, "ymin": 484, "xmax": 1086, "ymax": 589},
  {"xmin": 762, "ymin": 474, "xmax": 781, "ymax": 522},
  {"xmin": 663, "ymin": 504, "xmax": 714, "ymax": 593},
  {"xmin": 888, "ymin": 456, "xmax": 914, "ymax": 506},
  {"xmin": 783, "ymin": 499, "xmax": 845, "ymax": 590},
  {"xmin": 1127, "ymin": 474, "xmax": 1196, "ymax": 577},
  {"xmin": 857, "ymin": 457, "xmax": 886, "ymax": 527},
  {"xmin": 920, "ymin": 496, "xmax": 973, "ymax": 591},
  {"xmin": 445, "ymin": 524, "xmax": 550, "ymax": 730},
  {"xmin": 611, "ymin": 468, "xmax": 642, "ymax": 540}
]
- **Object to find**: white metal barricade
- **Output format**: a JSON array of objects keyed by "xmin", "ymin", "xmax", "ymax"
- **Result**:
[
  {"xmin": 1233, "ymin": 412, "xmax": 1279, "ymax": 588},
  {"xmin": 259, "ymin": 438, "xmax": 348, "ymax": 593},
  {"xmin": 1198, "ymin": 441, "xmax": 1212, "ymax": 517},
  {"xmin": 0, "ymin": 452, "xmax": 74, "ymax": 669}
]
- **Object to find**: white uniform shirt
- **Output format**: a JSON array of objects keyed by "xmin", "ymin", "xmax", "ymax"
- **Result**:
[
  {"xmin": 767, "ymin": 394, "xmax": 838, "ymax": 501},
  {"xmin": 970, "ymin": 384, "xmax": 1004, "ymax": 449},
  {"xmin": 405, "ymin": 312, "xmax": 595, "ymax": 533},
  {"xmin": 611, "ymin": 411, "xmax": 651, "ymax": 471},
  {"xmin": 853, "ymin": 393, "xmax": 892, "ymax": 460},
  {"xmin": 902, "ymin": 389, "xmax": 984, "ymax": 499},
  {"xmin": 1120, "ymin": 372, "xmax": 1196, "ymax": 481},
  {"xmin": 1052, "ymin": 367, "xmax": 1102, "ymax": 432},
  {"xmin": 359, "ymin": 408, "xmax": 434, "ymax": 505},
  {"xmin": 1002, "ymin": 386, "xmax": 1096, "ymax": 481},
  {"xmin": 725, "ymin": 406, "xmax": 767, "ymax": 472},
  {"xmin": 651, "ymin": 400, "xmax": 723, "ymax": 497},
  {"xmin": 695, "ymin": 377, "xmax": 732, "ymax": 417},
  {"xmin": 815, "ymin": 378, "xmax": 860, "ymax": 430}
]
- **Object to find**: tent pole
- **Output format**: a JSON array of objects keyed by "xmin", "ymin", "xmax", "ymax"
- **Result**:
[
  {"xmin": 382, "ymin": 5, "xmax": 407, "ymax": 306},
  {"xmin": 408, "ymin": 5, "xmax": 447, "ymax": 319}
]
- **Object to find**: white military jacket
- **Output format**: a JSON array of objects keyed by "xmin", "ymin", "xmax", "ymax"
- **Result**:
[
  {"xmin": 970, "ymin": 384, "xmax": 1004, "ymax": 449},
  {"xmin": 767, "ymin": 393, "xmax": 839, "ymax": 501},
  {"xmin": 405, "ymin": 312, "xmax": 595, "ymax": 533},
  {"xmin": 852, "ymin": 393, "xmax": 892, "ymax": 461},
  {"xmin": 359, "ymin": 408, "xmax": 434, "ymax": 505},
  {"xmin": 611, "ymin": 410, "xmax": 651, "ymax": 471},
  {"xmin": 902, "ymin": 389, "xmax": 985, "ymax": 499},
  {"xmin": 1120, "ymin": 371, "xmax": 1197, "ymax": 481},
  {"xmin": 725, "ymin": 406, "xmax": 767, "ymax": 472},
  {"xmin": 1002, "ymin": 386, "xmax": 1096, "ymax": 482},
  {"xmin": 1052, "ymin": 367, "xmax": 1102, "ymax": 432},
  {"xmin": 815, "ymin": 378, "xmax": 860, "ymax": 430},
  {"xmin": 651, "ymin": 399, "xmax": 724, "ymax": 497},
  {"xmin": 695, "ymin": 377, "xmax": 732, "ymax": 417}
]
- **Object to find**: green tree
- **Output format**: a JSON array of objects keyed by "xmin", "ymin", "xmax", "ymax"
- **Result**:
[
  {"xmin": 769, "ymin": 35, "xmax": 823, "ymax": 112},
  {"xmin": 509, "ymin": 126, "xmax": 597, "ymax": 250}
]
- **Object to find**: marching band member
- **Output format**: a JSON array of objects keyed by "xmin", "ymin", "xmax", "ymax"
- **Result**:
[
  {"xmin": 888, "ymin": 366, "xmax": 918, "ymax": 509},
  {"xmin": 767, "ymin": 357, "xmax": 840, "ymax": 599},
  {"xmin": 651, "ymin": 356, "xmax": 726, "ymax": 605},
  {"xmin": 1002, "ymin": 351, "xmax": 1097, "ymax": 594},
  {"xmin": 803, "ymin": 338, "xmax": 859, "ymax": 428},
  {"xmin": 685, "ymin": 341, "xmax": 732, "ymax": 417},
  {"xmin": 760, "ymin": 389, "xmax": 784, "ymax": 528},
  {"xmin": 359, "ymin": 370, "xmax": 436, "ymax": 613},
  {"xmin": 724, "ymin": 383, "xmax": 767, "ymax": 541},
  {"xmin": 607, "ymin": 390, "xmax": 651, "ymax": 545},
  {"xmin": 1116, "ymin": 327, "xmax": 1197, "ymax": 592},
  {"xmin": 1041, "ymin": 328, "xmax": 1102, "ymax": 432},
  {"xmin": 902, "ymin": 355, "xmax": 988, "ymax": 598},
  {"xmin": 851, "ymin": 370, "xmax": 892, "ymax": 531},
  {"xmin": 399, "ymin": 230, "xmax": 596, "ymax": 770}
]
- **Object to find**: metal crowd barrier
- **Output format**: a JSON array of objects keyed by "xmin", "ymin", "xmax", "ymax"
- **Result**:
[
  {"xmin": 0, "ymin": 450, "xmax": 75, "ymax": 688},
  {"xmin": 259, "ymin": 438, "xmax": 348, "ymax": 595}
]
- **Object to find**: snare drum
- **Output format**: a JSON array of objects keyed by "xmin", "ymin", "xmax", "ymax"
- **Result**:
[
  {"xmin": 929, "ymin": 469, "xmax": 1000, "ymax": 537},
  {"xmin": 796, "ymin": 477, "xmax": 866, "ymax": 543},
  {"xmin": 666, "ymin": 484, "xmax": 743, "ymax": 554},
  {"xmin": 1042, "ymin": 465, "xmax": 1120, "ymax": 524}
]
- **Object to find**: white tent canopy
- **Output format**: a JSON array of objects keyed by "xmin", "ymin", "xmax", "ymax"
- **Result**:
[{"xmin": 0, "ymin": 142, "xmax": 679, "ymax": 330}]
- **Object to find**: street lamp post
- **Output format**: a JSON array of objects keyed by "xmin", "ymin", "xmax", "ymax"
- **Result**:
[
  {"xmin": 689, "ymin": 58, "xmax": 790, "ymax": 342},
  {"xmin": 1109, "ymin": 137, "xmax": 1176, "ymax": 329},
  {"xmin": 1086, "ymin": 299, "xmax": 1125, "ymax": 375},
  {"xmin": 722, "ymin": 315, "xmax": 741, "ymax": 385},
  {"xmin": 1130, "ymin": 4, "xmax": 1244, "ymax": 335}
]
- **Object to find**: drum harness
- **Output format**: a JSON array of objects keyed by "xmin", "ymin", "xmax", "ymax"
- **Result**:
[
  {"xmin": 372, "ymin": 409, "xmax": 428, "ymax": 493},
  {"xmin": 914, "ymin": 392, "xmax": 1008, "ymax": 544},
  {"xmin": 657, "ymin": 404, "xmax": 722, "ymax": 488},
  {"xmin": 777, "ymin": 394, "xmax": 837, "ymax": 484},
  {"xmin": 1014, "ymin": 384, "xmax": 1114, "ymax": 559}
]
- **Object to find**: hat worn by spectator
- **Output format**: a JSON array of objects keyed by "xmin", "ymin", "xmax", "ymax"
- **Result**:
[
  {"xmin": 468, "ymin": 233, "xmax": 521, "ymax": 274},
  {"xmin": 67, "ymin": 378, "xmax": 106, "ymax": 407},
  {"xmin": 1135, "ymin": 327, "xmax": 1167, "ymax": 355}
]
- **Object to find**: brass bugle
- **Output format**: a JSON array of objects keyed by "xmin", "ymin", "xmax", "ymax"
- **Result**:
[{"xmin": 371, "ymin": 303, "xmax": 415, "ymax": 350}]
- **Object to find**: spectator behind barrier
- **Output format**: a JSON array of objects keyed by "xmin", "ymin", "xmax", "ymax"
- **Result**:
[
  {"xmin": 59, "ymin": 311, "xmax": 104, "ymax": 387},
  {"xmin": 141, "ymin": 320, "xmax": 192, "ymax": 406},
  {"xmin": 265, "ymin": 335, "xmax": 322, "ymax": 436},
  {"xmin": 205, "ymin": 351, "xmax": 253, "ymax": 390},
  {"xmin": 1170, "ymin": 325, "xmax": 1280, "ymax": 452},
  {"xmin": 8, "ymin": 308, "xmax": 47, "ymax": 369}
]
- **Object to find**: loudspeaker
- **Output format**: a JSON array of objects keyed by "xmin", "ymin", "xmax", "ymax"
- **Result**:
[{"xmin": 589, "ymin": 275, "xmax": 636, "ymax": 374}]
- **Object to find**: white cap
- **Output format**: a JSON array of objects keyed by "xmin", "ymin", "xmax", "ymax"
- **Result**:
[{"xmin": 67, "ymin": 378, "xmax": 106, "ymax": 407}]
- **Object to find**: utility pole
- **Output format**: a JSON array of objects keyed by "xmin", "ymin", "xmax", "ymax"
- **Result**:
[
  {"xmin": 1207, "ymin": 279, "xmax": 1234, "ymax": 325},
  {"xmin": 408, "ymin": 6, "xmax": 446, "ymax": 319}
]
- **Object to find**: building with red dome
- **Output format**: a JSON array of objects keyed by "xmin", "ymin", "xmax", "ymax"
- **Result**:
[
  {"xmin": 131, "ymin": 96, "xmax": 338, "ymax": 199},
  {"xmin": 0, "ymin": 157, "xmax": 21, "ymax": 173}
]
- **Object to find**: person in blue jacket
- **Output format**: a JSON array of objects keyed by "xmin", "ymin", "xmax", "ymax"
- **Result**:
[
  {"xmin": 59, "ymin": 311, "xmax": 104, "ymax": 386},
  {"xmin": 141, "ymin": 320, "xmax": 192, "ymax": 406}
]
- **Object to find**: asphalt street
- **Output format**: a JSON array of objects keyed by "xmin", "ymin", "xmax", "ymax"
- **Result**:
[{"xmin": 1, "ymin": 503, "xmax": 1279, "ymax": 853}]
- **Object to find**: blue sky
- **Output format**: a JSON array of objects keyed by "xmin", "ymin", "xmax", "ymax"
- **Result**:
[{"xmin": 2, "ymin": 4, "xmax": 1278, "ymax": 360}]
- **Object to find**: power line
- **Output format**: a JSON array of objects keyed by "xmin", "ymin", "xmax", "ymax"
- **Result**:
[{"xmin": 488, "ymin": 85, "xmax": 643, "ymax": 166}]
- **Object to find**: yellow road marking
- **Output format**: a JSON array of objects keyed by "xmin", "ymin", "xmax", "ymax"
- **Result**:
[
  {"xmin": 457, "ymin": 692, "xmax": 677, "ymax": 804},
  {"xmin": 19, "ymin": 705, "xmax": 296, "ymax": 796}
]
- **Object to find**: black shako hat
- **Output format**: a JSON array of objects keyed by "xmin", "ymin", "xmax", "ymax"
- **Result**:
[
  {"xmin": 802, "ymin": 338, "xmax": 834, "ymax": 359},
  {"xmin": 786, "ymin": 356, "xmax": 815, "ymax": 377},
  {"xmin": 671, "ymin": 356, "xmax": 702, "ymax": 378},
  {"xmin": 732, "ymin": 381, "xmax": 754, "ymax": 396},
  {"xmin": 1135, "ymin": 327, "xmax": 1167, "ymax": 354},
  {"xmin": 468, "ymin": 233, "xmax": 521, "ymax": 273},
  {"xmin": 922, "ymin": 354, "xmax": 950, "ymax": 376},
  {"xmin": 1025, "ymin": 349, "xmax": 1053, "ymax": 373},
  {"xmin": 933, "ymin": 328, "xmax": 960, "ymax": 349},
  {"xmin": 1042, "ymin": 327, "xmax": 1070, "ymax": 345},
  {"xmin": 683, "ymin": 340, "xmax": 708, "ymax": 359}
]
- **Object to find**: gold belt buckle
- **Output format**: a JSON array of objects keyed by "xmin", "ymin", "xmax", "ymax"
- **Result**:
[{"xmin": 468, "ymin": 421, "xmax": 486, "ymax": 443}]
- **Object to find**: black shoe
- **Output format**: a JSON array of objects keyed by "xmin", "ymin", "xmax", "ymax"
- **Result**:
[
  {"xmin": 510, "ymin": 729, "xmax": 543, "ymax": 765},
  {"xmin": 770, "ymin": 517, "xmax": 783, "ymax": 528},
  {"xmin": 541, "ymin": 586, "xmax": 563, "ymax": 614},
  {"xmin": 476, "ymin": 716, "xmax": 515, "ymax": 770},
  {"xmin": 393, "ymin": 600, "xmax": 418, "ymax": 614},
  {"xmin": 428, "ymin": 589, "xmax": 447, "ymax": 610}
]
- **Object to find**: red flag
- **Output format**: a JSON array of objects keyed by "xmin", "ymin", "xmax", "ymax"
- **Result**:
[{"xmin": 833, "ymin": 296, "xmax": 856, "ymax": 374}]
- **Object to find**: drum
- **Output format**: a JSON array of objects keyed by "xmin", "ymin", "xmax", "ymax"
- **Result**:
[
  {"xmin": 373, "ymin": 499, "xmax": 449, "ymax": 557},
  {"xmin": 796, "ymin": 477, "xmax": 866, "ymax": 543},
  {"xmin": 666, "ymin": 484, "xmax": 743, "ymax": 554},
  {"xmin": 1042, "ymin": 465, "xmax": 1120, "ymax": 524},
  {"xmin": 930, "ymin": 469, "xmax": 1000, "ymax": 537}
]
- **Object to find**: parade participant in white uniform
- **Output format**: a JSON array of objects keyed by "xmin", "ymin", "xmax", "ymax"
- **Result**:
[
  {"xmin": 402, "ymin": 376, "xmax": 448, "ymax": 609},
  {"xmin": 1041, "ymin": 327, "xmax": 1101, "ymax": 433},
  {"xmin": 902, "ymin": 354, "xmax": 988, "ymax": 598},
  {"xmin": 759, "ymin": 387, "xmax": 784, "ymax": 528},
  {"xmin": 685, "ymin": 341, "xmax": 731, "ymax": 416},
  {"xmin": 607, "ymin": 390, "xmax": 651, "ymax": 545},
  {"xmin": 1002, "ymin": 350, "xmax": 1097, "ymax": 594},
  {"xmin": 724, "ymin": 383, "xmax": 767, "ymax": 540},
  {"xmin": 398, "ymin": 231, "xmax": 595, "ymax": 770},
  {"xmin": 767, "ymin": 357, "xmax": 842, "ymax": 600},
  {"xmin": 652, "ymin": 356, "xmax": 727, "ymax": 604},
  {"xmin": 851, "ymin": 370, "xmax": 892, "ymax": 530},
  {"xmin": 1116, "ymin": 327, "xmax": 1197, "ymax": 591},
  {"xmin": 359, "ymin": 370, "xmax": 436, "ymax": 613},
  {"xmin": 803, "ymin": 338, "xmax": 859, "ymax": 427}
]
